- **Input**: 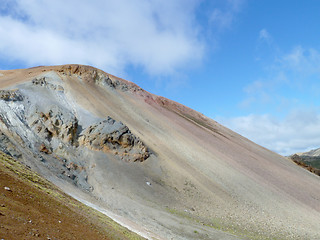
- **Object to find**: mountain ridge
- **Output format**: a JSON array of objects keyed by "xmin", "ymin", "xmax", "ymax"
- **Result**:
[{"xmin": 290, "ymin": 147, "xmax": 320, "ymax": 176}]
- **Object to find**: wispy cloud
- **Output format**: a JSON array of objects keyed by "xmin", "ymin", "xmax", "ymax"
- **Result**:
[
  {"xmin": 244, "ymin": 34, "xmax": 320, "ymax": 110},
  {"xmin": 209, "ymin": 0, "xmax": 244, "ymax": 30},
  {"xmin": 239, "ymin": 71, "xmax": 288, "ymax": 109},
  {"xmin": 233, "ymin": 34, "xmax": 320, "ymax": 155},
  {"xmin": 210, "ymin": 9, "xmax": 234, "ymax": 30},
  {"xmin": 219, "ymin": 110, "xmax": 320, "ymax": 156},
  {"xmin": 244, "ymin": 71, "xmax": 288, "ymax": 94},
  {"xmin": 281, "ymin": 46, "xmax": 320, "ymax": 74},
  {"xmin": 259, "ymin": 29, "xmax": 272, "ymax": 43},
  {"xmin": 0, "ymin": 0, "xmax": 205, "ymax": 75},
  {"xmin": 255, "ymin": 28, "xmax": 279, "ymax": 63}
]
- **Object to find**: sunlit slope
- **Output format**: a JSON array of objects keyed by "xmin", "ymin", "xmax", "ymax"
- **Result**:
[{"xmin": 0, "ymin": 65, "xmax": 319, "ymax": 239}]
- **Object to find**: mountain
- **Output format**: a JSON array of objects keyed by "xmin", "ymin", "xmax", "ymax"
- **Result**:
[
  {"xmin": 290, "ymin": 148, "xmax": 320, "ymax": 176},
  {"xmin": 297, "ymin": 147, "xmax": 320, "ymax": 157},
  {"xmin": 0, "ymin": 65, "xmax": 319, "ymax": 240}
]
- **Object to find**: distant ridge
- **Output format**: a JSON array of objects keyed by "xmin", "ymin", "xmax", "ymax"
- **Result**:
[{"xmin": 290, "ymin": 147, "xmax": 320, "ymax": 176}]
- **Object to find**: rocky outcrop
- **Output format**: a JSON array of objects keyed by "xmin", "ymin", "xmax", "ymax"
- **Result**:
[
  {"xmin": 57, "ymin": 156, "xmax": 91, "ymax": 190},
  {"xmin": 79, "ymin": 117, "xmax": 149, "ymax": 162},
  {"xmin": 39, "ymin": 143, "xmax": 52, "ymax": 154},
  {"xmin": 57, "ymin": 64, "xmax": 143, "ymax": 93},
  {"xmin": 32, "ymin": 77, "xmax": 64, "ymax": 92},
  {"xmin": 0, "ymin": 90, "xmax": 23, "ymax": 101},
  {"xmin": 0, "ymin": 131, "xmax": 22, "ymax": 159},
  {"xmin": 0, "ymin": 68, "xmax": 150, "ymax": 194},
  {"xmin": 26, "ymin": 104, "xmax": 149, "ymax": 162},
  {"xmin": 95, "ymin": 73, "xmax": 133, "ymax": 91},
  {"xmin": 27, "ymin": 105, "xmax": 79, "ymax": 145}
]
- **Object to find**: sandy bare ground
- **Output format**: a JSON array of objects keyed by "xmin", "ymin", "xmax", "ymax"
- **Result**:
[{"xmin": 0, "ymin": 65, "xmax": 320, "ymax": 239}]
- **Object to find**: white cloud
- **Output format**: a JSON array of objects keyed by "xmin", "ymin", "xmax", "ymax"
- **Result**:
[
  {"xmin": 227, "ymin": 0, "xmax": 244, "ymax": 11},
  {"xmin": 219, "ymin": 110, "xmax": 320, "ymax": 156},
  {"xmin": 0, "ymin": 0, "xmax": 205, "ymax": 75},
  {"xmin": 283, "ymin": 46, "xmax": 304, "ymax": 67},
  {"xmin": 210, "ymin": 9, "xmax": 234, "ymax": 30},
  {"xmin": 259, "ymin": 29, "xmax": 272, "ymax": 42},
  {"xmin": 240, "ymin": 71, "xmax": 288, "ymax": 108},
  {"xmin": 209, "ymin": 0, "xmax": 244, "ymax": 30},
  {"xmin": 281, "ymin": 46, "xmax": 320, "ymax": 74},
  {"xmin": 235, "ymin": 44, "xmax": 320, "ymax": 156},
  {"xmin": 243, "ymin": 44, "xmax": 320, "ymax": 110},
  {"xmin": 244, "ymin": 71, "xmax": 288, "ymax": 94}
]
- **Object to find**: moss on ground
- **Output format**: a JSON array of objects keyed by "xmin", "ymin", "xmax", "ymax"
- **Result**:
[{"xmin": 165, "ymin": 207, "xmax": 295, "ymax": 240}]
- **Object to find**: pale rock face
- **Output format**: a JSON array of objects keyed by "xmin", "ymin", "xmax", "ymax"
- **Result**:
[
  {"xmin": 27, "ymin": 105, "xmax": 79, "ymax": 145},
  {"xmin": 0, "ymin": 90, "xmax": 23, "ymax": 101},
  {"xmin": 0, "ymin": 73, "xmax": 150, "ymax": 193},
  {"xmin": 32, "ymin": 76, "xmax": 65, "ymax": 92},
  {"xmin": 0, "ymin": 131, "xmax": 22, "ymax": 159},
  {"xmin": 79, "ymin": 118, "xmax": 149, "ymax": 162}
]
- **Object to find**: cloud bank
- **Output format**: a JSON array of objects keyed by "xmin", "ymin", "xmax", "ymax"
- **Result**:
[
  {"xmin": 219, "ymin": 110, "xmax": 320, "ymax": 156},
  {"xmin": 229, "ymin": 31, "xmax": 320, "ymax": 156},
  {"xmin": 0, "ymin": 0, "xmax": 205, "ymax": 75}
]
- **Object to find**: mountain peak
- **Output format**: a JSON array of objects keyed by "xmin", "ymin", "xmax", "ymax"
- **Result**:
[{"xmin": 1, "ymin": 65, "xmax": 320, "ymax": 239}]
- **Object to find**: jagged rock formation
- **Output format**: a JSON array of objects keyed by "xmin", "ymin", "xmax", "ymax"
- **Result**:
[
  {"xmin": 27, "ymin": 105, "xmax": 79, "ymax": 145},
  {"xmin": 0, "ymin": 131, "xmax": 22, "ymax": 159},
  {"xmin": 0, "ymin": 73, "xmax": 150, "ymax": 193},
  {"xmin": 26, "ymin": 103, "xmax": 149, "ymax": 162},
  {"xmin": 58, "ymin": 64, "xmax": 144, "ymax": 93},
  {"xmin": 0, "ymin": 89, "xmax": 23, "ymax": 101},
  {"xmin": 32, "ymin": 76, "xmax": 64, "ymax": 92},
  {"xmin": 79, "ymin": 118, "xmax": 149, "ymax": 162}
]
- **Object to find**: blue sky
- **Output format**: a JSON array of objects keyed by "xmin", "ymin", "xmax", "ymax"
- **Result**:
[{"xmin": 1, "ymin": 0, "xmax": 320, "ymax": 155}]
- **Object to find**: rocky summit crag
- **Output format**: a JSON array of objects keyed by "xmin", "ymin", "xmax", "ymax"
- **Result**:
[{"xmin": 0, "ymin": 69, "xmax": 149, "ymax": 192}]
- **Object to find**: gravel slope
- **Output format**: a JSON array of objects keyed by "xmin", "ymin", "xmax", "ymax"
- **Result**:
[{"xmin": 0, "ymin": 65, "xmax": 319, "ymax": 239}]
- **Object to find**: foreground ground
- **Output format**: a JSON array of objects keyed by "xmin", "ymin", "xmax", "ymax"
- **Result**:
[{"xmin": 0, "ymin": 151, "xmax": 144, "ymax": 240}]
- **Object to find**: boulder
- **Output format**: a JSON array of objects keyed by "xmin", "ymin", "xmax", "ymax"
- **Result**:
[
  {"xmin": 79, "ymin": 117, "xmax": 149, "ymax": 162},
  {"xmin": 28, "ymin": 105, "xmax": 79, "ymax": 145}
]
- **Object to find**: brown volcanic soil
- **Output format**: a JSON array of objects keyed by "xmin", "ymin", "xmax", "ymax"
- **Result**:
[{"xmin": 0, "ymin": 152, "xmax": 144, "ymax": 240}]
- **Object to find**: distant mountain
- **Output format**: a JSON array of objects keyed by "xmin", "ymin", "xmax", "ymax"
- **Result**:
[
  {"xmin": 290, "ymin": 148, "xmax": 320, "ymax": 175},
  {"xmin": 298, "ymin": 147, "xmax": 320, "ymax": 158},
  {"xmin": 0, "ymin": 65, "xmax": 320, "ymax": 239}
]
